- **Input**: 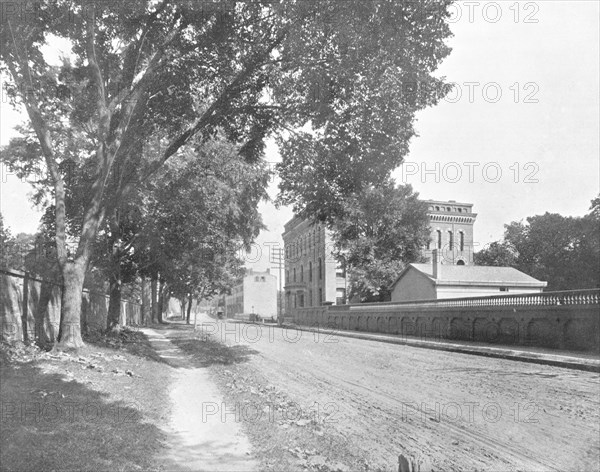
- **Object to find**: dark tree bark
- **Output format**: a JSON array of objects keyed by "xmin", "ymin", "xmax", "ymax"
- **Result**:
[
  {"xmin": 106, "ymin": 211, "xmax": 123, "ymax": 331},
  {"xmin": 180, "ymin": 298, "xmax": 186, "ymax": 321},
  {"xmin": 107, "ymin": 273, "xmax": 122, "ymax": 331},
  {"xmin": 151, "ymin": 275, "xmax": 159, "ymax": 324},
  {"xmin": 157, "ymin": 277, "xmax": 165, "ymax": 323},
  {"xmin": 186, "ymin": 294, "xmax": 193, "ymax": 324},
  {"xmin": 141, "ymin": 278, "xmax": 150, "ymax": 325}
]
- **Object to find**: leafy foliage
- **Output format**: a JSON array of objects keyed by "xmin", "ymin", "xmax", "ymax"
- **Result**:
[
  {"xmin": 330, "ymin": 181, "xmax": 429, "ymax": 302},
  {"xmin": 136, "ymin": 135, "xmax": 268, "ymax": 304},
  {"xmin": 475, "ymin": 197, "xmax": 600, "ymax": 290},
  {"xmin": 1, "ymin": 1, "xmax": 455, "ymax": 345},
  {"xmin": 275, "ymin": 1, "xmax": 453, "ymax": 222}
]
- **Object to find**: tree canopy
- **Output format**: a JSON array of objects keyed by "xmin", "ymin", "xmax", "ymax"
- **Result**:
[
  {"xmin": 475, "ymin": 198, "xmax": 600, "ymax": 291},
  {"xmin": 331, "ymin": 180, "xmax": 430, "ymax": 302},
  {"xmin": 1, "ymin": 0, "xmax": 455, "ymax": 346}
]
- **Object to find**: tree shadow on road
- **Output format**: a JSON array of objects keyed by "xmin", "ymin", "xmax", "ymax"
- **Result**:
[
  {"xmin": 145, "ymin": 320, "xmax": 260, "ymax": 368},
  {"xmin": 168, "ymin": 334, "xmax": 259, "ymax": 368}
]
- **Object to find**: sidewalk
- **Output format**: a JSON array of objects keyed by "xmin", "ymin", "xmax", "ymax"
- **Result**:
[
  {"xmin": 141, "ymin": 328, "xmax": 258, "ymax": 472},
  {"xmin": 277, "ymin": 323, "xmax": 600, "ymax": 373}
]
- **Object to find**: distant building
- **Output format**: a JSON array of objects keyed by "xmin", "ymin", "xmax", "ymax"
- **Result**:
[
  {"xmin": 282, "ymin": 199, "xmax": 476, "ymax": 310},
  {"xmin": 224, "ymin": 269, "xmax": 277, "ymax": 320},
  {"xmin": 282, "ymin": 216, "xmax": 346, "ymax": 313},
  {"xmin": 422, "ymin": 199, "xmax": 477, "ymax": 265},
  {"xmin": 391, "ymin": 250, "xmax": 547, "ymax": 302}
]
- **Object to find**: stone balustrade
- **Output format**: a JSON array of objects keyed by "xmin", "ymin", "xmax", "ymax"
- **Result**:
[{"xmin": 291, "ymin": 289, "xmax": 600, "ymax": 352}]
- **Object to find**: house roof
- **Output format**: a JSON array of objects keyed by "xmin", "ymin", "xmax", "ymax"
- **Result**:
[{"xmin": 392, "ymin": 263, "xmax": 547, "ymax": 289}]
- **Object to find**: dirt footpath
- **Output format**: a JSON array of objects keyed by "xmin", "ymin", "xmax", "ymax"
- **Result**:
[
  {"xmin": 142, "ymin": 327, "xmax": 257, "ymax": 472},
  {"xmin": 187, "ymin": 318, "xmax": 600, "ymax": 472}
]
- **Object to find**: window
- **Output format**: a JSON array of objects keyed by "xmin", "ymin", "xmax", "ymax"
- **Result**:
[
  {"xmin": 318, "ymin": 288, "xmax": 323, "ymax": 305},
  {"xmin": 336, "ymin": 261, "xmax": 346, "ymax": 278},
  {"xmin": 285, "ymin": 270, "xmax": 289, "ymax": 283},
  {"xmin": 448, "ymin": 231, "xmax": 453, "ymax": 250},
  {"xmin": 457, "ymin": 260, "xmax": 465, "ymax": 266},
  {"xmin": 309, "ymin": 289, "xmax": 313, "ymax": 306},
  {"xmin": 261, "ymin": 276, "xmax": 265, "ymax": 282},
  {"xmin": 298, "ymin": 293, "xmax": 304, "ymax": 307},
  {"xmin": 336, "ymin": 288, "xmax": 346, "ymax": 305},
  {"xmin": 500, "ymin": 287, "xmax": 508, "ymax": 292},
  {"xmin": 318, "ymin": 258, "xmax": 323, "ymax": 280},
  {"xmin": 293, "ymin": 268, "xmax": 296, "ymax": 282},
  {"xmin": 436, "ymin": 230, "xmax": 442, "ymax": 249},
  {"xmin": 309, "ymin": 262, "xmax": 313, "ymax": 282},
  {"xmin": 458, "ymin": 208, "xmax": 462, "ymax": 213},
  {"xmin": 459, "ymin": 231, "xmax": 464, "ymax": 251},
  {"xmin": 300, "ymin": 265, "xmax": 304, "ymax": 282},
  {"xmin": 426, "ymin": 239, "xmax": 431, "ymax": 250},
  {"xmin": 435, "ymin": 206, "xmax": 440, "ymax": 211}
]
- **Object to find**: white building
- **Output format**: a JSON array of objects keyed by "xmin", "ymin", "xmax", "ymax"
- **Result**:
[
  {"xmin": 391, "ymin": 250, "xmax": 547, "ymax": 302},
  {"xmin": 224, "ymin": 269, "xmax": 277, "ymax": 321}
]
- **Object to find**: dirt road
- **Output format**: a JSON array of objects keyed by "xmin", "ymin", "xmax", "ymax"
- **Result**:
[{"xmin": 193, "ymin": 318, "xmax": 599, "ymax": 472}]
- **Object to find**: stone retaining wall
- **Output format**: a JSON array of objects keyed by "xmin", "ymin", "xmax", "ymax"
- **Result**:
[
  {"xmin": 292, "ymin": 291, "xmax": 600, "ymax": 352},
  {"xmin": 1, "ymin": 269, "xmax": 142, "ymax": 344}
]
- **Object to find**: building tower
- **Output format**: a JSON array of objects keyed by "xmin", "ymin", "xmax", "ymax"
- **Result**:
[{"xmin": 422, "ymin": 200, "xmax": 477, "ymax": 265}]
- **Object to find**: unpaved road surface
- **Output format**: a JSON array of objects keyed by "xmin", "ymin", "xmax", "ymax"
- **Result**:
[{"xmin": 196, "ymin": 318, "xmax": 600, "ymax": 472}]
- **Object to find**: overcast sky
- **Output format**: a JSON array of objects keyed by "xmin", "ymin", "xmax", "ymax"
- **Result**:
[{"xmin": 1, "ymin": 1, "xmax": 599, "ymax": 282}]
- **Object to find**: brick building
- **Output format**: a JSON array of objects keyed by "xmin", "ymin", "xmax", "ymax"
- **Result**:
[
  {"xmin": 282, "ymin": 199, "xmax": 477, "ymax": 312},
  {"xmin": 422, "ymin": 199, "xmax": 477, "ymax": 265},
  {"xmin": 282, "ymin": 216, "xmax": 346, "ymax": 314}
]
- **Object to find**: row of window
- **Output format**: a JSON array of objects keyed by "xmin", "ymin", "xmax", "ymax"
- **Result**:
[
  {"xmin": 291, "ymin": 288, "xmax": 347, "ymax": 308},
  {"xmin": 285, "ymin": 227, "xmax": 323, "ymax": 259},
  {"xmin": 285, "ymin": 259, "xmax": 347, "ymax": 284},
  {"xmin": 430, "ymin": 205, "xmax": 470, "ymax": 213},
  {"xmin": 426, "ymin": 230, "xmax": 466, "ymax": 251},
  {"xmin": 286, "ymin": 259, "xmax": 322, "ymax": 284}
]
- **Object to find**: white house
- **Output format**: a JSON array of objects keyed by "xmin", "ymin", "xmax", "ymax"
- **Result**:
[{"xmin": 391, "ymin": 250, "xmax": 547, "ymax": 302}]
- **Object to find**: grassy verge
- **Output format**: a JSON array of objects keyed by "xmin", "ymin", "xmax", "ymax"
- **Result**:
[{"xmin": 0, "ymin": 328, "xmax": 172, "ymax": 472}]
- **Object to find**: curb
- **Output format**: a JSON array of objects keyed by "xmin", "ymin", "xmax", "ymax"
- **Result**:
[{"xmin": 278, "ymin": 323, "xmax": 600, "ymax": 373}]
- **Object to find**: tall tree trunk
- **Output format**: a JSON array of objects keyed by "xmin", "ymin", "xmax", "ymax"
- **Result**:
[
  {"xmin": 151, "ymin": 275, "xmax": 159, "ymax": 323},
  {"xmin": 180, "ymin": 298, "xmax": 186, "ymax": 320},
  {"xmin": 106, "ymin": 210, "xmax": 123, "ymax": 330},
  {"xmin": 107, "ymin": 273, "xmax": 122, "ymax": 331},
  {"xmin": 57, "ymin": 262, "xmax": 85, "ymax": 349},
  {"xmin": 186, "ymin": 294, "xmax": 193, "ymax": 324},
  {"xmin": 157, "ymin": 279, "xmax": 165, "ymax": 324},
  {"xmin": 141, "ymin": 278, "xmax": 150, "ymax": 325}
]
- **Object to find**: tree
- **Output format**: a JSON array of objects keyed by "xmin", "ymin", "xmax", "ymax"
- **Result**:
[
  {"xmin": 474, "ymin": 241, "xmax": 518, "ymax": 267},
  {"xmin": 476, "ymin": 198, "xmax": 600, "ymax": 291},
  {"xmin": 2, "ymin": 1, "xmax": 453, "ymax": 347},
  {"xmin": 331, "ymin": 180, "xmax": 430, "ymax": 302},
  {"xmin": 0, "ymin": 213, "xmax": 16, "ymax": 269},
  {"xmin": 276, "ymin": 2, "xmax": 453, "ymax": 222},
  {"xmin": 133, "ymin": 135, "xmax": 267, "ymax": 326}
]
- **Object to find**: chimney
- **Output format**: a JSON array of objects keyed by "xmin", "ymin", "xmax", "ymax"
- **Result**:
[{"xmin": 432, "ymin": 249, "xmax": 441, "ymax": 279}]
